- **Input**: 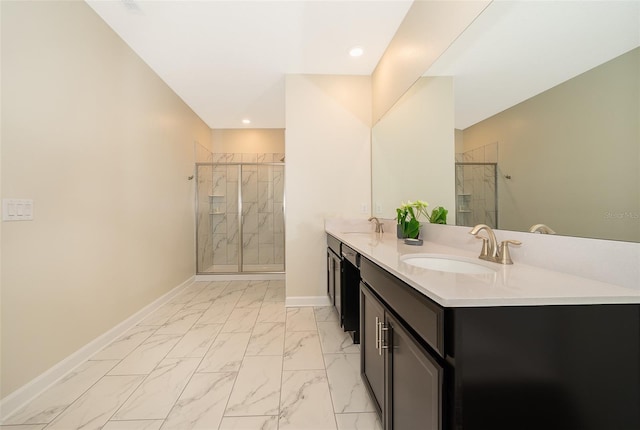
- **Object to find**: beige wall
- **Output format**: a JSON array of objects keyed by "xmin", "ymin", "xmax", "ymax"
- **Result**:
[
  {"xmin": 462, "ymin": 47, "xmax": 639, "ymax": 242},
  {"xmin": 285, "ymin": 75, "xmax": 371, "ymax": 300},
  {"xmin": 372, "ymin": 0, "xmax": 489, "ymax": 124},
  {"xmin": 372, "ymin": 77, "xmax": 456, "ymax": 222},
  {"xmin": 212, "ymin": 129, "xmax": 285, "ymax": 155},
  {"xmin": 1, "ymin": 1, "xmax": 211, "ymax": 398}
]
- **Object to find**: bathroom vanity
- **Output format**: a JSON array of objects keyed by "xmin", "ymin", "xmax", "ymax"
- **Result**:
[
  {"xmin": 327, "ymin": 234, "xmax": 360, "ymax": 342},
  {"xmin": 326, "ymin": 227, "xmax": 640, "ymax": 430}
]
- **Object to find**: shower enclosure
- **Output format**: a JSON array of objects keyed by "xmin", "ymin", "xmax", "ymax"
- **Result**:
[
  {"xmin": 196, "ymin": 162, "xmax": 285, "ymax": 274},
  {"xmin": 455, "ymin": 162, "xmax": 498, "ymax": 228}
]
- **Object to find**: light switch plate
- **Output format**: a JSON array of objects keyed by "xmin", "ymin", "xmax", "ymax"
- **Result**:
[{"xmin": 3, "ymin": 199, "xmax": 34, "ymax": 221}]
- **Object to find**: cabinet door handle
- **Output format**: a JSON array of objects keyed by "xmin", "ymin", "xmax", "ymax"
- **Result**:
[
  {"xmin": 380, "ymin": 325, "xmax": 389, "ymax": 350},
  {"xmin": 375, "ymin": 317, "xmax": 380, "ymax": 353}
]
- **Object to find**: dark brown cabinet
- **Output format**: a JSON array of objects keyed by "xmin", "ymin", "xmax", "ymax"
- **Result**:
[
  {"xmin": 359, "ymin": 255, "xmax": 640, "ymax": 430},
  {"xmin": 360, "ymin": 278, "xmax": 443, "ymax": 430},
  {"xmin": 360, "ymin": 284, "xmax": 386, "ymax": 417},
  {"xmin": 327, "ymin": 234, "xmax": 361, "ymax": 342},
  {"xmin": 387, "ymin": 312, "xmax": 442, "ymax": 430},
  {"xmin": 327, "ymin": 235, "xmax": 341, "ymax": 309}
]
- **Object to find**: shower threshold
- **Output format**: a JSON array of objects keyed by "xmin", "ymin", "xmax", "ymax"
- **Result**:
[{"xmin": 202, "ymin": 263, "xmax": 285, "ymax": 274}]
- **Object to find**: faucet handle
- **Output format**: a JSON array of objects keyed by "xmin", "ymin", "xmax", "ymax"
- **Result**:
[
  {"xmin": 474, "ymin": 235, "xmax": 491, "ymax": 259},
  {"xmin": 498, "ymin": 240, "xmax": 522, "ymax": 265}
]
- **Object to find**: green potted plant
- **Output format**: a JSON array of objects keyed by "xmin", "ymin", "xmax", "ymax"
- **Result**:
[
  {"xmin": 396, "ymin": 200, "xmax": 429, "ymax": 239},
  {"xmin": 396, "ymin": 200, "xmax": 448, "ymax": 239},
  {"xmin": 428, "ymin": 206, "xmax": 448, "ymax": 225}
]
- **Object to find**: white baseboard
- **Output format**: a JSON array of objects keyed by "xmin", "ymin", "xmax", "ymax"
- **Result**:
[
  {"xmin": 0, "ymin": 275, "xmax": 195, "ymax": 420},
  {"xmin": 195, "ymin": 273, "xmax": 285, "ymax": 282},
  {"xmin": 286, "ymin": 296, "xmax": 331, "ymax": 307}
]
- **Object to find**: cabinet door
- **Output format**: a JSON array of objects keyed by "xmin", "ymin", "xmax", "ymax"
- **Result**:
[
  {"xmin": 334, "ymin": 253, "xmax": 342, "ymax": 324},
  {"xmin": 360, "ymin": 283, "xmax": 386, "ymax": 419},
  {"xmin": 327, "ymin": 251, "xmax": 335, "ymax": 306},
  {"xmin": 387, "ymin": 312, "xmax": 442, "ymax": 430}
]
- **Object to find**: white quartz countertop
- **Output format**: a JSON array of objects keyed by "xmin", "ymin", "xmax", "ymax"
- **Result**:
[{"xmin": 326, "ymin": 227, "xmax": 640, "ymax": 307}]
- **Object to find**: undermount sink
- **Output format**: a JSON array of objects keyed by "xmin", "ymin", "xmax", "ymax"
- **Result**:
[{"xmin": 400, "ymin": 254, "xmax": 497, "ymax": 274}]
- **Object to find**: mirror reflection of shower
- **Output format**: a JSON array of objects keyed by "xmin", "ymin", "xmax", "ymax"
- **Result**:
[
  {"xmin": 196, "ymin": 153, "xmax": 285, "ymax": 274},
  {"xmin": 455, "ymin": 161, "xmax": 498, "ymax": 229}
]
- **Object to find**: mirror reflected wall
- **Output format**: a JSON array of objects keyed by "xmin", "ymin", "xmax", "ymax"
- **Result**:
[
  {"xmin": 372, "ymin": 1, "xmax": 639, "ymax": 242},
  {"xmin": 372, "ymin": 77, "xmax": 456, "ymax": 223}
]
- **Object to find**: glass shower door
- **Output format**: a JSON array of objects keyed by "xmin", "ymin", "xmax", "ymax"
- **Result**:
[
  {"xmin": 196, "ymin": 161, "xmax": 284, "ymax": 274},
  {"xmin": 240, "ymin": 163, "xmax": 285, "ymax": 272}
]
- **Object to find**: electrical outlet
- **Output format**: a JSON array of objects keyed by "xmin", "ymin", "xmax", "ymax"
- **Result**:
[{"xmin": 361, "ymin": 204, "xmax": 368, "ymax": 214}]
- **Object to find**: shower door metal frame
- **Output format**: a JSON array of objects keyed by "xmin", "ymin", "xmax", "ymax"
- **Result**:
[{"xmin": 195, "ymin": 162, "xmax": 286, "ymax": 275}]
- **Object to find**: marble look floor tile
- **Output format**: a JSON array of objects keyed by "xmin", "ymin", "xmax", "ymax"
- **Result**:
[
  {"xmin": 197, "ymin": 332, "xmax": 251, "ymax": 372},
  {"xmin": 246, "ymin": 322, "xmax": 285, "ymax": 356},
  {"xmin": 109, "ymin": 334, "xmax": 182, "ymax": 375},
  {"xmin": 45, "ymin": 375, "xmax": 144, "ymax": 430},
  {"xmin": 249, "ymin": 280, "xmax": 270, "ymax": 288},
  {"xmin": 278, "ymin": 370, "xmax": 337, "ymax": 430},
  {"xmin": 218, "ymin": 415, "xmax": 278, "ymax": 430},
  {"xmin": 197, "ymin": 291, "xmax": 243, "ymax": 324},
  {"xmin": 224, "ymin": 356, "xmax": 282, "ymax": 416},
  {"xmin": 102, "ymin": 420, "xmax": 164, "ymax": 430},
  {"xmin": 263, "ymin": 286, "xmax": 285, "ymax": 302},
  {"xmin": 2, "ymin": 360, "xmax": 119, "ymax": 425},
  {"xmin": 268, "ymin": 280, "xmax": 284, "ymax": 289},
  {"xmin": 154, "ymin": 309, "xmax": 203, "ymax": 335},
  {"xmin": 335, "ymin": 413, "xmax": 382, "ymax": 430},
  {"xmin": 314, "ymin": 306, "xmax": 340, "ymax": 323},
  {"xmin": 216, "ymin": 288, "xmax": 245, "ymax": 303},
  {"xmin": 167, "ymin": 283, "xmax": 208, "ymax": 304},
  {"xmin": 220, "ymin": 308, "xmax": 259, "ymax": 333},
  {"xmin": 183, "ymin": 283, "xmax": 228, "ymax": 310},
  {"xmin": 92, "ymin": 326, "xmax": 158, "ymax": 360},
  {"xmin": 161, "ymin": 372, "xmax": 236, "ymax": 430},
  {"xmin": 138, "ymin": 303, "xmax": 185, "ymax": 326},
  {"xmin": 285, "ymin": 308, "xmax": 317, "ymax": 332},
  {"xmin": 256, "ymin": 302, "xmax": 286, "ymax": 323},
  {"xmin": 180, "ymin": 299, "xmax": 214, "ymax": 311},
  {"xmin": 113, "ymin": 358, "xmax": 200, "ymax": 420},
  {"xmin": 235, "ymin": 285, "xmax": 268, "ymax": 309},
  {"xmin": 283, "ymin": 331, "xmax": 324, "ymax": 370},
  {"xmin": 0, "ymin": 425, "xmax": 46, "ymax": 429},
  {"xmin": 166, "ymin": 324, "xmax": 222, "ymax": 358},
  {"xmin": 317, "ymin": 322, "xmax": 359, "ymax": 354},
  {"xmin": 223, "ymin": 281, "xmax": 250, "ymax": 293},
  {"xmin": 324, "ymin": 354, "xmax": 374, "ymax": 413}
]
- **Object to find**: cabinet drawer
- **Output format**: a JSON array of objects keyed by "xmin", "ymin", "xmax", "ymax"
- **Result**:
[
  {"xmin": 327, "ymin": 234, "xmax": 341, "ymax": 256},
  {"xmin": 361, "ymin": 257, "xmax": 444, "ymax": 358},
  {"xmin": 341, "ymin": 244, "xmax": 359, "ymax": 267}
]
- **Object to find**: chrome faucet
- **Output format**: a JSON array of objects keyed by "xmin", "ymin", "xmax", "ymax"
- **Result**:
[
  {"xmin": 368, "ymin": 216, "xmax": 384, "ymax": 234},
  {"xmin": 529, "ymin": 223, "xmax": 556, "ymax": 234},
  {"xmin": 469, "ymin": 224, "xmax": 522, "ymax": 264}
]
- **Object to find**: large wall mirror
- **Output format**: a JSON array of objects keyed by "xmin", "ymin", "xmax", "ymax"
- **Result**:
[{"xmin": 372, "ymin": 1, "xmax": 639, "ymax": 242}]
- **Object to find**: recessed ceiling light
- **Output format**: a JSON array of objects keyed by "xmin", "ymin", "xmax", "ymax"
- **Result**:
[
  {"xmin": 349, "ymin": 46, "xmax": 364, "ymax": 57},
  {"xmin": 242, "ymin": 119, "xmax": 251, "ymax": 125}
]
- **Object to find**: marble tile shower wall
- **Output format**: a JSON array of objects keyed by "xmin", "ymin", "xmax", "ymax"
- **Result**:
[
  {"xmin": 200, "ymin": 153, "xmax": 285, "ymax": 271},
  {"xmin": 455, "ymin": 143, "xmax": 498, "ymax": 228}
]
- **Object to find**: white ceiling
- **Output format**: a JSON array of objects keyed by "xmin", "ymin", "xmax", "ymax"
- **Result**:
[
  {"xmin": 86, "ymin": 1, "xmax": 640, "ymax": 131},
  {"xmin": 86, "ymin": 0, "xmax": 413, "ymax": 129},
  {"xmin": 425, "ymin": 1, "xmax": 640, "ymax": 130}
]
